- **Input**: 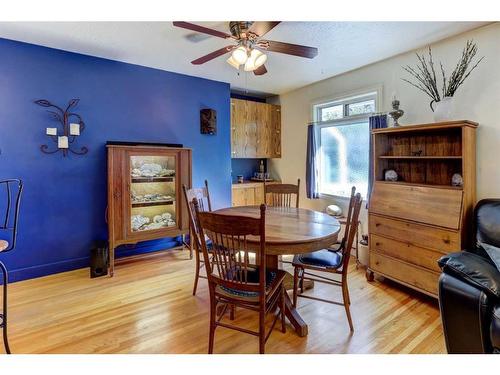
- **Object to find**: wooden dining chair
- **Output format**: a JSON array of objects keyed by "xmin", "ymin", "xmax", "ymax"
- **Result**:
[
  {"xmin": 264, "ymin": 179, "xmax": 300, "ymax": 208},
  {"xmin": 182, "ymin": 180, "xmax": 212, "ymax": 296},
  {"xmin": 292, "ymin": 192, "xmax": 363, "ymax": 332},
  {"xmin": 193, "ymin": 201, "xmax": 286, "ymax": 354},
  {"xmin": 265, "ymin": 179, "xmax": 300, "ymax": 265}
]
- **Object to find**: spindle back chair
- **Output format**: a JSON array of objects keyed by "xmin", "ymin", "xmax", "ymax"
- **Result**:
[
  {"xmin": 292, "ymin": 192, "xmax": 363, "ymax": 332},
  {"xmin": 193, "ymin": 201, "xmax": 286, "ymax": 354},
  {"xmin": 264, "ymin": 179, "xmax": 300, "ymax": 208},
  {"xmin": 182, "ymin": 180, "xmax": 212, "ymax": 295}
]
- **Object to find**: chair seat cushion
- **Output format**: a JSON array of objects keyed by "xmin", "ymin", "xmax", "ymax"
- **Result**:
[
  {"xmin": 292, "ymin": 249, "xmax": 343, "ymax": 269},
  {"xmin": 0, "ymin": 240, "xmax": 8, "ymax": 252},
  {"xmin": 215, "ymin": 268, "xmax": 286, "ymax": 303}
]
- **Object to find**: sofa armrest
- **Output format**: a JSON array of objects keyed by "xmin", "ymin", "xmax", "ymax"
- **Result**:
[{"xmin": 438, "ymin": 252, "xmax": 500, "ymax": 299}]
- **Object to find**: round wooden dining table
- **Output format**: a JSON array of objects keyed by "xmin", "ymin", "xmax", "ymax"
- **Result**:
[{"xmin": 213, "ymin": 205, "xmax": 341, "ymax": 337}]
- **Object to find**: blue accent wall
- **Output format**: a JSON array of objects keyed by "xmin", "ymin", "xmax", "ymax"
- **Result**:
[{"xmin": 0, "ymin": 38, "xmax": 231, "ymax": 282}]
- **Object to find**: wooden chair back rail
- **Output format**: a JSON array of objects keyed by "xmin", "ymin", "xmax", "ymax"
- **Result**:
[
  {"xmin": 338, "ymin": 186, "xmax": 357, "ymax": 249},
  {"xmin": 195, "ymin": 203, "xmax": 267, "ymax": 296},
  {"xmin": 341, "ymin": 193, "xmax": 363, "ymax": 269},
  {"xmin": 265, "ymin": 179, "xmax": 300, "ymax": 208}
]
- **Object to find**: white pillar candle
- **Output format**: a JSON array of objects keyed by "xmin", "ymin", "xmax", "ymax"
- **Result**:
[
  {"xmin": 69, "ymin": 123, "xmax": 80, "ymax": 136},
  {"xmin": 46, "ymin": 127, "xmax": 57, "ymax": 136},
  {"xmin": 58, "ymin": 136, "xmax": 69, "ymax": 149}
]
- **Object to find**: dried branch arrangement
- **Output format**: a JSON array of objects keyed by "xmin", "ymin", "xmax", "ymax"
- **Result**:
[{"xmin": 402, "ymin": 40, "xmax": 484, "ymax": 108}]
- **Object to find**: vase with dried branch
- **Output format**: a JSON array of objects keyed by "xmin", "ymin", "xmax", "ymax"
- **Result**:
[{"xmin": 402, "ymin": 40, "xmax": 484, "ymax": 120}]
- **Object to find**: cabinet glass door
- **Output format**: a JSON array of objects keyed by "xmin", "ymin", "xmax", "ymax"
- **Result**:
[{"xmin": 129, "ymin": 154, "xmax": 177, "ymax": 232}]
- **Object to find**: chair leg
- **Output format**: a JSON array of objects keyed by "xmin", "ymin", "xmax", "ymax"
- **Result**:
[
  {"xmin": 229, "ymin": 304, "xmax": 235, "ymax": 320},
  {"xmin": 192, "ymin": 251, "xmax": 201, "ymax": 296},
  {"xmin": 259, "ymin": 308, "xmax": 266, "ymax": 354},
  {"xmin": 300, "ymin": 269, "xmax": 305, "ymax": 294},
  {"xmin": 342, "ymin": 282, "xmax": 354, "ymax": 332},
  {"xmin": 280, "ymin": 286, "xmax": 286, "ymax": 333},
  {"xmin": 188, "ymin": 231, "xmax": 193, "ymax": 260},
  {"xmin": 293, "ymin": 267, "xmax": 299, "ymax": 307},
  {"xmin": 208, "ymin": 300, "xmax": 217, "ymax": 354},
  {"xmin": 0, "ymin": 261, "xmax": 11, "ymax": 354}
]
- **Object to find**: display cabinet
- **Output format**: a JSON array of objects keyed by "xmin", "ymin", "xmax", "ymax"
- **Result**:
[{"xmin": 107, "ymin": 142, "xmax": 192, "ymax": 276}]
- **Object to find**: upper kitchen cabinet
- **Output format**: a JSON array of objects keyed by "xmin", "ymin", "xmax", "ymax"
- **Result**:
[{"xmin": 231, "ymin": 98, "xmax": 281, "ymax": 158}]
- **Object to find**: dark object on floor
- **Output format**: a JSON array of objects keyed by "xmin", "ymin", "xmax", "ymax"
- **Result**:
[
  {"xmin": 438, "ymin": 199, "xmax": 500, "ymax": 353},
  {"xmin": 90, "ymin": 240, "xmax": 109, "ymax": 278},
  {"xmin": 0, "ymin": 179, "xmax": 23, "ymax": 354}
]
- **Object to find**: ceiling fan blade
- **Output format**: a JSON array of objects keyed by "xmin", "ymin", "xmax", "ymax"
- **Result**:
[
  {"xmin": 262, "ymin": 40, "xmax": 318, "ymax": 58},
  {"xmin": 248, "ymin": 21, "xmax": 280, "ymax": 37},
  {"xmin": 191, "ymin": 45, "xmax": 235, "ymax": 65},
  {"xmin": 173, "ymin": 21, "xmax": 233, "ymax": 39},
  {"xmin": 253, "ymin": 65, "xmax": 267, "ymax": 76}
]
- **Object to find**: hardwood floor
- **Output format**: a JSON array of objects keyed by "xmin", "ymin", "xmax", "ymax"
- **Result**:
[{"xmin": 2, "ymin": 248, "xmax": 446, "ymax": 354}]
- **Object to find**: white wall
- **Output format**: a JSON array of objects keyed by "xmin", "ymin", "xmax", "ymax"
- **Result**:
[{"xmin": 269, "ymin": 22, "xmax": 500, "ymax": 235}]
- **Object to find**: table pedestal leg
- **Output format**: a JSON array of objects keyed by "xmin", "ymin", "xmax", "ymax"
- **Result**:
[{"xmin": 267, "ymin": 255, "xmax": 308, "ymax": 337}]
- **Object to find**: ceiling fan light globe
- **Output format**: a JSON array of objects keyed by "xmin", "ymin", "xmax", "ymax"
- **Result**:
[
  {"xmin": 226, "ymin": 55, "xmax": 240, "ymax": 69},
  {"xmin": 232, "ymin": 46, "xmax": 248, "ymax": 65},
  {"xmin": 244, "ymin": 49, "xmax": 266, "ymax": 71},
  {"xmin": 254, "ymin": 51, "xmax": 267, "ymax": 69}
]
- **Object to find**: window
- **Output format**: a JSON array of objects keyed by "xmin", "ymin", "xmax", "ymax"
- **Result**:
[{"xmin": 314, "ymin": 92, "xmax": 377, "ymax": 199}]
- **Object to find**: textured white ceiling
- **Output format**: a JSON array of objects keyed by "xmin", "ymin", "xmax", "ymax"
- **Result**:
[{"xmin": 0, "ymin": 21, "xmax": 489, "ymax": 96}]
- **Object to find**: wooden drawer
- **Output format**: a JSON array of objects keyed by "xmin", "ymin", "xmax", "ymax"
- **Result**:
[
  {"xmin": 370, "ymin": 182, "xmax": 463, "ymax": 229},
  {"xmin": 370, "ymin": 252, "xmax": 439, "ymax": 296},
  {"xmin": 370, "ymin": 234, "xmax": 443, "ymax": 272},
  {"xmin": 369, "ymin": 214, "xmax": 460, "ymax": 253}
]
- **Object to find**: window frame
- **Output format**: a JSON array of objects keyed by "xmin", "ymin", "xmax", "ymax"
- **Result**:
[{"xmin": 311, "ymin": 88, "xmax": 381, "ymax": 200}]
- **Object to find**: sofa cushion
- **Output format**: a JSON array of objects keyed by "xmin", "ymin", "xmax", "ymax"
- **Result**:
[
  {"xmin": 480, "ymin": 243, "xmax": 500, "ymax": 273},
  {"xmin": 492, "ymin": 304, "xmax": 500, "ymax": 352},
  {"xmin": 438, "ymin": 252, "xmax": 500, "ymax": 298}
]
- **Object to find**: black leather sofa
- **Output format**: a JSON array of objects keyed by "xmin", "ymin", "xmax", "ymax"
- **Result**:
[{"xmin": 438, "ymin": 199, "xmax": 500, "ymax": 354}]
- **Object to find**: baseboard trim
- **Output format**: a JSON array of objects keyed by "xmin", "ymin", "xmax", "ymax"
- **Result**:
[{"xmin": 8, "ymin": 237, "xmax": 183, "ymax": 283}]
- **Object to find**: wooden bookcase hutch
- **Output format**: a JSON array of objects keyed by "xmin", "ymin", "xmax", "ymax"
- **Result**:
[
  {"xmin": 366, "ymin": 120, "xmax": 477, "ymax": 297},
  {"xmin": 107, "ymin": 143, "xmax": 192, "ymax": 276}
]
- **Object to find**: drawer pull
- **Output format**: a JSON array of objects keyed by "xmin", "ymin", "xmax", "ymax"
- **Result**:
[
  {"xmin": 376, "ymin": 242, "xmax": 381, "ymax": 246},
  {"xmin": 443, "ymin": 238, "xmax": 450, "ymax": 244}
]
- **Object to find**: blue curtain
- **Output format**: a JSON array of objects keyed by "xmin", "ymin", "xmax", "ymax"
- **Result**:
[
  {"xmin": 366, "ymin": 115, "xmax": 387, "ymax": 207},
  {"xmin": 306, "ymin": 124, "xmax": 320, "ymax": 199}
]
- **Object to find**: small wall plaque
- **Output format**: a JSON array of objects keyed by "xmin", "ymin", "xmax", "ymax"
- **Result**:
[{"xmin": 200, "ymin": 108, "xmax": 217, "ymax": 135}]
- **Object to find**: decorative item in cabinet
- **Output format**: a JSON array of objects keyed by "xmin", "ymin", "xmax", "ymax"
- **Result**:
[
  {"xmin": 366, "ymin": 120, "xmax": 477, "ymax": 298},
  {"xmin": 106, "ymin": 142, "xmax": 192, "ymax": 276}
]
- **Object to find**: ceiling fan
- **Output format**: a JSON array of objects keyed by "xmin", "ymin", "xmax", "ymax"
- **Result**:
[{"xmin": 172, "ymin": 21, "xmax": 318, "ymax": 76}]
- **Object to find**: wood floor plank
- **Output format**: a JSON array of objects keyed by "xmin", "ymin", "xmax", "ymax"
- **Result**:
[{"xmin": 1, "ymin": 249, "xmax": 446, "ymax": 354}]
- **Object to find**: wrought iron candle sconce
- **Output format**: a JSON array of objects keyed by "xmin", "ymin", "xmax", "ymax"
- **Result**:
[{"xmin": 35, "ymin": 98, "xmax": 88, "ymax": 156}]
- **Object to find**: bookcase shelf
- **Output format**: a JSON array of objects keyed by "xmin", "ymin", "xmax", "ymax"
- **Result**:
[{"xmin": 367, "ymin": 120, "xmax": 477, "ymax": 298}]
